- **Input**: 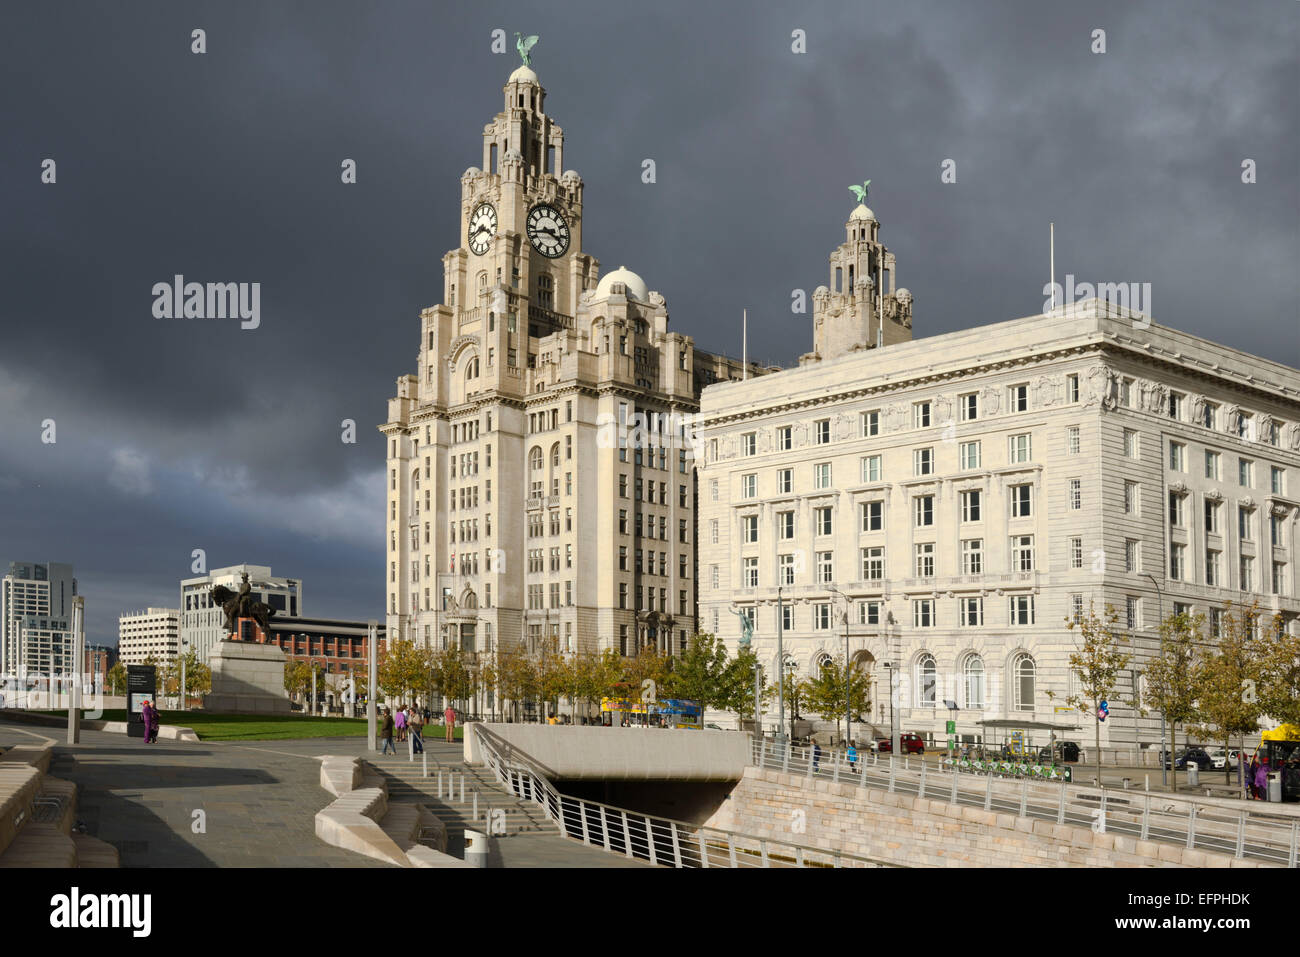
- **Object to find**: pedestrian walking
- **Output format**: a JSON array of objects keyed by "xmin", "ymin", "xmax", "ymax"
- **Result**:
[
  {"xmin": 380, "ymin": 708, "xmax": 397, "ymax": 755},
  {"xmin": 140, "ymin": 700, "xmax": 155, "ymax": 744},
  {"xmin": 846, "ymin": 742, "xmax": 858, "ymax": 771},
  {"xmin": 812, "ymin": 740, "xmax": 822, "ymax": 773},
  {"xmin": 409, "ymin": 706, "xmax": 424, "ymax": 754},
  {"xmin": 1255, "ymin": 756, "xmax": 1270, "ymax": 801},
  {"xmin": 394, "ymin": 706, "xmax": 407, "ymax": 743},
  {"xmin": 444, "ymin": 704, "xmax": 457, "ymax": 742}
]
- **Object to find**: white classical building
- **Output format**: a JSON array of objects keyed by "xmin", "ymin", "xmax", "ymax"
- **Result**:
[
  {"xmin": 696, "ymin": 202, "xmax": 1300, "ymax": 749},
  {"xmin": 179, "ymin": 564, "xmax": 303, "ymax": 662},
  {"xmin": 1, "ymin": 561, "xmax": 77, "ymax": 678},
  {"xmin": 117, "ymin": 608, "xmax": 180, "ymax": 665},
  {"xmin": 380, "ymin": 62, "xmax": 760, "ymax": 657}
]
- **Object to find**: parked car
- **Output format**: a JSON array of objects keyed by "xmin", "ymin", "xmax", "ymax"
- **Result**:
[
  {"xmin": 1173, "ymin": 747, "xmax": 1215, "ymax": 770},
  {"xmin": 1036, "ymin": 741, "xmax": 1081, "ymax": 763},
  {"xmin": 876, "ymin": 733, "xmax": 925, "ymax": 755},
  {"xmin": 1227, "ymin": 748, "xmax": 1242, "ymax": 770},
  {"xmin": 1205, "ymin": 747, "xmax": 1228, "ymax": 769}
]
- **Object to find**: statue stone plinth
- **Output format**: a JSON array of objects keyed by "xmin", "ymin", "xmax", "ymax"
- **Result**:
[{"xmin": 204, "ymin": 636, "xmax": 290, "ymax": 715}]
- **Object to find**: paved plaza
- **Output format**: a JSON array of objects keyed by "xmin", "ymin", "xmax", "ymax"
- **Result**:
[{"xmin": 0, "ymin": 718, "xmax": 642, "ymax": 867}]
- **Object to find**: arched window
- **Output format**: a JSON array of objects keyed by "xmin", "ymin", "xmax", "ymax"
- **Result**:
[
  {"xmin": 917, "ymin": 653, "xmax": 937, "ymax": 708},
  {"xmin": 537, "ymin": 273, "xmax": 554, "ymax": 310},
  {"xmin": 529, "ymin": 447, "xmax": 544, "ymax": 471},
  {"xmin": 1014, "ymin": 654, "xmax": 1036, "ymax": 711},
  {"xmin": 550, "ymin": 442, "xmax": 561, "ymax": 469},
  {"xmin": 963, "ymin": 654, "xmax": 985, "ymax": 710},
  {"xmin": 477, "ymin": 271, "xmax": 488, "ymax": 289},
  {"xmin": 815, "ymin": 653, "xmax": 833, "ymax": 674}
]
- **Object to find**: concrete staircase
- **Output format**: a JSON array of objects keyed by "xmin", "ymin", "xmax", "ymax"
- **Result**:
[
  {"xmin": 369, "ymin": 753, "xmax": 556, "ymax": 855},
  {"xmin": 0, "ymin": 741, "xmax": 119, "ymax": 868}
]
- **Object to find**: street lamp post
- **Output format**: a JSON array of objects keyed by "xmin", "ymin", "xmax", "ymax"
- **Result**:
[
  {"xmin": 776, "ymin": 586, "xmax": 786, "ymax": 748},
  {"xmin": 367, "ymin": 620, "xmax": 378, "ymax": 752},
  {"xmin": 887, "ymin": 614, "xmax": 900, "ymax": 757},
  {"xmin": 179, "ymin": 639, "xmax": 187, "ymax": 712},
  {"xmin": 1142, "ymin": 573, "xmax": 1167, "ymax": 786}
]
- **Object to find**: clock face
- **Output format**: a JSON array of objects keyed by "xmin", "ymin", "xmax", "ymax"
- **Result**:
[
  {"xmin": 526, "ymin": 204, "xmax": 570, "ymax": 258},
  {"xmin": 467, "ymin": 202, "xmax": 497, "ymax": 255}
]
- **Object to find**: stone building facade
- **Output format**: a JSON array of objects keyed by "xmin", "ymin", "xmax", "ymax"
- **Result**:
[
  {"xmin": 381, "ymin": 65, "xmax": 761, "ymax": 657},
  {"xmin": 696, "ymin": 205, "xmax": 1300, "ymax": 748}
]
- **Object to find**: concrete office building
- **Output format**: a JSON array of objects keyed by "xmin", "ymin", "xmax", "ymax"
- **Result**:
[
  {"xmin": 180, "ymin": 564, "xmax": 303, "ymax": 662},
  {"xmin": 117, "ymin": 608, "xmax": 181, "ymax": 665},
  {"xmin": 1, "ymin": 561, "xmax": 77, "ymax": 678},
  {"xmin": 381, "ymin": 63, "xmax": 762, "ymax": 656},
  {"xmin": 696, "ymin": 201, "xmax": 1300, "ymax": 748}
]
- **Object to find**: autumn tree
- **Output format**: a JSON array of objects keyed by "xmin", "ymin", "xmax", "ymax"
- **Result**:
[
  {"xmin": 665, "ymin": 633, "xmax": 732, "ymax": 713},
  {"xmin": 107, "ymin": 661, "xmax": 127, "ymax": 697},
  {"xmin": 1190, "ymin": 602, "xmax": 1265, "ymax": 784},
  {"xmin": 1060, "ymin": 602, "xmax": 1133, "ymax": 786},
  {"xmin": 377, "ymin": 638, "xmax": 424, "ymax": 702},
  {"xmin": 798, "ymin": 654, "xmax": 872, "ymax": 745},
  {"xmin": 1254, "ymin": 610, "xmax": 1300, "ymax": 729},
  {"xmin": 1144, "ymin": 610, "xmax": 1203, "ymax": 792}
]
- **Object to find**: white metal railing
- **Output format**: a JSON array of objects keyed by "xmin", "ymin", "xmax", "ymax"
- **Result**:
[
  {"xmin": 751, "ymin": 738, "xmax": 1298, "ymax": 868},
  {"xmin": 471, "ymin": 725, "xmax": 897, "ymax": 868}
]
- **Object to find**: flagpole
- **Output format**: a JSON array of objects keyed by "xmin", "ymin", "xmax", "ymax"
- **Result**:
[
  {"xmin": 1050, "ymin": 222, "xmax": 1056, "ymax": 313},
  {"xmin": 742, "ymin": 309, "xmax": 748, "ymax": 380}
]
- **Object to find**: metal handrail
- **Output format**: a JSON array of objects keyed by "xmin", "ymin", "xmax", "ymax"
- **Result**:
[
  {"xmin": 470, "ymin": 725, "xmax": 896, "ymax": 868},
  {"xmin": 750, "ymin": 738, "xmax": 1298, "ymax": 867}
]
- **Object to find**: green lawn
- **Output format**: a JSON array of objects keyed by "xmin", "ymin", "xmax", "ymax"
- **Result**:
[{"xmin": 33, "ymin": 710, "xmax": 464, "ymax": 742}]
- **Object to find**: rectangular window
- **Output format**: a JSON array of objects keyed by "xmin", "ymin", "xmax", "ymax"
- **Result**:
[
  {"xmin": 1070, "ymin": 537, "xmax": 1083, "ymax": 569},
  {"xmin": 817, "ymin": 551, "xmax": 834, "ymax": 584},
  {"xmin": 778, "ymin": 511, "xmax": 794, "ymax": 539},
  {"xmin": 913, "ymin": 599, "xmax": 934, "ymax": 628},
  {"xmin": 815, "ymin": 507, "xmax": 833, "ymax": 536},
  {"xmin": 1009, "ymin": 383, "xmax": 1028, "ymax": 412},
  {"xmin": 914, "ymin": 542, "xmax": 935, "ymax": 577},
  {"xmin": 861, "ymin": 455, "xmax": 882, "ymax": 483},
  {"xmin": 742, "ymin": 432, "xmax": 756, "ymax": 456},
  {"xmin": 859, "ymin": 601, "xmax": 881, "ymax": 626},
  {"xmin": 1126, "ymin": 596, "xmax": 1140, "ymax": 631},
  {"xmin": 1240, "ymin": 555, "xmax": 1254, "ymax": 591},
  {"xmin": 1205, "ymin": 500, "xmax": 1220, "ymax": 534},
  {"xmin": 710, "ymin": 519, "xmax": 719, "ymax": 544},
  {"xmin": 1168, "ymin": 392, "xmax": 1183, "ymax": 419},
  {"xmin": 815, "ymin": 419, "xmax": 831, "ymax": 444},
  {"xmin": 1271, "ymin": 466, "xmax": 1285, "ymax": 496},
  {"xmin": 741, "ymin": 473, "xmax": 757, "ymax": 498},
  {"xmin": 777, "ymin": 426, "xmax": 792, "ymax": 450},
  {"xmin": 960, "ymin": 597, "xmax": 984, "ymax": 627},
  {"xmin": 1011, "ymin": 534, "xmax": 1035, "ymax": 572},
  {"xmin": 779, "ymin": 553, "xmax": 796, "ymax": 586},
  {"xmin": 861, "ymin": 410, "xmax": 880, "ymax": 437},
  {"xmin": 814, "ymin": 462, "xmax": 832, "ymax": 489},
  {"xmin": 862, "ymin": 547, "xmax": 885, "ymax": 582},
  {"xmin": 778, "ymin": 468, "xmax": 792, "ymax": 494},
  {"xmin": 782, "ymin": 605, "xmax": 795, "ymax": 631},
  {"xmin": 961, "ymin": 489, "xmax": 982, "ymax": 523},
  {"xmin": 1066, "ymin": 374, "xmax": 1080, "ymax": 403},
  {"xmin": 1009, "ymin": 433, "xmax": 1032, "ymax": 464},
  {"xmin": 1010, "ymin": 595, "xmax": 1035, "ymax": 625},
  {"xmin": 1206, "ymin": 550, "xmax": 1220, "ymax": 587},
  {"xmin": 861, "ymin": 501, "xmax": 883, "ymax": 532},
  {"xmin": 1205, "ymin": 450, "xmax": 1220, "ymax": 481},
  {"xmin": 1168, "ymin": 491, "xmax": 1185, "ymax": 527},
  {"xmin": 1066, "ymin": 426, "xmax": 1080, "ymax": 455},
  {"xmin": 913, "ymin": 448, "xmax": 934, "ymax": 476},
  {"xmin": 1124, "ymin": 429, "xmax": 1139, "ymax": 459},
  {"xmin": 1202, "ymin": 402, "xmax": 1219, "ymax": 430},
  {"xmin": 960, "ymin": 441, "xmax": 981, "ymax": 470},
  {"xmin": 1010, "ymin": 484, "xmax": 1033, "ymax": 518},
  {"xmin": 813, "ymin": 604, "xmax": 832, "ymax": 630},
  {"xmin": 1124, "ymin": 482, "xmax": 1140, "ymax": 516},
  {"xmin": 913, "ymin": 402, "xmax": 931, "ymax": 429},
  {"xmin": 1069, "ymin": 478, "xmax": 1082, "ymax": 510},
  {"xmin": 1071, "ymin": 594, "xmax": 1084, "ymax": 623},
  {"xmin": 1169, "ymin": 441, "xmax": 1186, "ymax": 472},
  {"xmin": 1125, "ymin": 539, "xmax": 1140, "ymax": 573},
  {"xmin": 1170, "ymin": 543, "xmax": 1187, "ymax": 581},
  {"xmin": 743, "ymin": 515, "xmax": 759, "ymax": 544},
  {"xmin": 743, "ymin": 557, "xmax": 759, "ymax": 588},
  {"xmin": 1239, "ymin": 458, "xmax": 1253, "ymax": 487},
  {"xmin": 1272, "ymin": 513, "xmax": 1284, "ymax": 548},
  {"xmin": 914, "ymin": 495, "xmax": 934, "ymax": 527},
  {"xmin": 961, "ymin": 538, "xmax": 983, "ymax": 575},
  {"xmin": 1239, "ymin": 506, "xmax": 1253, "ymax": 541},
  {"xmin": 960, "ymin": 393, "xmax": 979, "ymax": 422}
]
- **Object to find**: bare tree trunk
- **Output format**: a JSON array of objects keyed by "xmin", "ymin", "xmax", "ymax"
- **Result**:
[{"xmin": 1169, "ymin": 723, "xmax": 1178, "ymax": 793}]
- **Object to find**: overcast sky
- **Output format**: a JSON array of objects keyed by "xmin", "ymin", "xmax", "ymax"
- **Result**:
[{"xmin": 1, "ymin": 1, "xmax": 1296, "ymax": 646}]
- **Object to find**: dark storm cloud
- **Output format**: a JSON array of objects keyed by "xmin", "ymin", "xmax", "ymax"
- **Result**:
[{"xmin": 0, "ymin": 1, "xmax": 1295, "ymax": 641}]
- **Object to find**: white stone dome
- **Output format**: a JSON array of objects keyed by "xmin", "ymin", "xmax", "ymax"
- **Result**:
[
  {"xmin": 509, "ymin": 65, "xmax": 539, "ymax": 85},
  {"xmin": 895, "ymin": 287, "xmax": 912, "ymax": 303},
  {"xmin": 462, "ymin": 166, "xmax": 481, "ymax": 178},
  {"xmin": 561, "ymin": 169, "xmax": 581, "ymax": 183},
  {"xmin": 594, "ymin": 266, "xmax": 649, "ymax": 303},
  {"xmin": 503, "ymin": 148, "xmax": 523, "ymax": 163},
  {"xmin": 849, "ymin": 203, "xmax": 876, "ymax": 222}
]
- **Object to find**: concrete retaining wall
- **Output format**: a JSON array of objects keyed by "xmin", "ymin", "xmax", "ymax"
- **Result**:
[
  {"xmin": 705, "ymin": 767, "xmax": 1270, "ymax": 868},
  {"xmin": 465, "ymin": 724, "xmax": 751, "ymax": 781}
]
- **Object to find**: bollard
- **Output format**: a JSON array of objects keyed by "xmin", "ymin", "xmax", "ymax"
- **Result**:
[
  {"xmin": 1187, "ymin": 762, "xmax": 1199, "ymax": 788},
  {"xmin": 459, "ymin": 773, "xmax": 465, "ymax": 803},
  {"xmin": 438, "ymin": 769, "xmax": 444, "ymax": 798},
  {"xmin": 919, "ymin": 759, "xmax": 927, "ymax": 799},
  {"xmin": 422, "ymin": 751, "xmax": 428, "ymax": 778},
  {"xmin": 473, "ymin": 790, "xmax": 479, "ymax": 821},
  {"xmin": 1144, "ymin": 774, "xmax": 1150, "ymax": 792},
  {"xmin": 408, "ymin": 733, "xmax": 414, "ymax": 762},
  {"xmin": 1122, "ymin": 778, "xmax": 1130, "ymax": 790},
  {"xmin": 464, "ymin": 829, "xmax": 489, "ymax": 868}
]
